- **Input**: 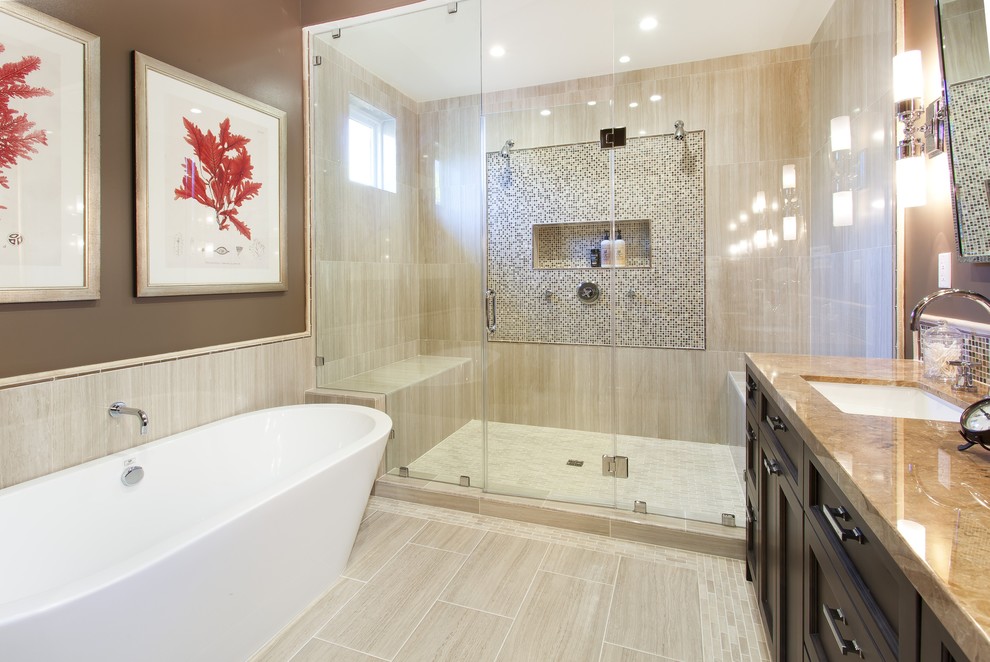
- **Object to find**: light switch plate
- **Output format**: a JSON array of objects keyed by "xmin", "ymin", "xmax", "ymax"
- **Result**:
[{"xmin": 938, "ymin": 252, "xmax": 952, "ymax": 288}]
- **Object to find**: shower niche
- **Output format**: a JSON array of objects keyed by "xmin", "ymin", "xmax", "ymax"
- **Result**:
[{"xmin": 532, "ymin": 219, "xmax": 651, "ymax": 270}]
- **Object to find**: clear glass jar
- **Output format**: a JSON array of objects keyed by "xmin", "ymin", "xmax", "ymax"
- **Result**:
[{"xmin": 921, "ymin": 321, "xmax": 965, "ymax": 381}]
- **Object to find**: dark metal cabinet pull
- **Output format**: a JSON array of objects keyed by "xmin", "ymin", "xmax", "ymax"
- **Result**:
[
  {"xmin": 822, "ymin": 604, "xmax": 863, "ymax": 657},
  {"xmin": 823, "ymin": 504, "xmax": 865, "ymax": 544},
  {"xmin": 746, "ymin": 425, "xmax": 757, "ymax": 445},
  {"xmin": 763, "ymin": 457, "xmax": 781, "ymax": 476},
  {"xmin": 766, "ymin": 415, "xmax": 787, "ymax": 432},
  {"xmin": 746, "ymin": 377, "xmax": 757, "ymax": 398}
]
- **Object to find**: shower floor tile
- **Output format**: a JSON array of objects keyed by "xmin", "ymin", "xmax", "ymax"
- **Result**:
[
  {"xmin": 251, "ymin": 497, "xmax": 769, "ymax": 662},
  {"xmin": 401, "ymin": 420, "xmax": 745, "ymax": 527}
]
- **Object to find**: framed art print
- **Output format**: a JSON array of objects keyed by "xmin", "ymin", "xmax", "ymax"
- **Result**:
[
  {"xmin": 0, "ymin": 4, "xmax": 100, "ymax": 303},
  {"xmin": 134, "ymin": 52, "xmax": 287, "ymax": 297}
]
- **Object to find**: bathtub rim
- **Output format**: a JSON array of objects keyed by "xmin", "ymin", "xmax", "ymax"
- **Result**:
[{"xmin": 0, "ymin": 403, "xmax": 391, "ymax": 626}]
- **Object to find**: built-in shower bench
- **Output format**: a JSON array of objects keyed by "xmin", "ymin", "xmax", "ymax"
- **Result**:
[{"xmin": 306, "ymin": 355, "xmax": 473, "ymax": 476}]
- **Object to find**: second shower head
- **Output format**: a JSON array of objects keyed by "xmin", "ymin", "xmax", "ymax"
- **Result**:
[
  {"xmin": 500, "ymin": 138, "xmax": 515, "ymax": 158},
  {"xmin": 673, "ymin": 121, "xmax": 686, "ymax": 141}
]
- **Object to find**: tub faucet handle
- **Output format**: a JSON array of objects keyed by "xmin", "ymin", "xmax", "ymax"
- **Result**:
[{"xmin": 109, "ymin": 401, "xmax": 149, "ymax": 435}]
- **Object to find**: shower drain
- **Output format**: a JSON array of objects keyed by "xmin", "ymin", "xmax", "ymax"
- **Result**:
[{"xmin": 566, "ymin": 459, "xmax": 584, "ymax": 467}]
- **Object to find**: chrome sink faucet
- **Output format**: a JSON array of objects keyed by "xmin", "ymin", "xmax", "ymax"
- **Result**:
[
  {"xmin": 909, "ymin": 288, "xmax": 990, "ymax": 364},
  {"xmin": 109, "ymin": 401, "xmax": 149, "ymax": 435}
]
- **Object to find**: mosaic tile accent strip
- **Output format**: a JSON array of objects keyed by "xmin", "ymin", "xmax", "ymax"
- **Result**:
[
  {"xmin": 486, "ymin": 133, "xmax": 706, "ymax": 349},
  {"xmin": 948, "ymin": 77, "xmax": 990, "ymax": 258},
  {"xmin": 367, "ymin": 496, "xmax": 770, "ymax": 662},
  {"xmin": 920, "ymin": 319, "xmax": 990, "ymax": 387}
]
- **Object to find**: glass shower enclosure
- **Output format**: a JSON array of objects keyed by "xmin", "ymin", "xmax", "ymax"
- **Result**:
[{"xmin": 307, "ymin": 0, "xmax": 749, "ymax": 529}]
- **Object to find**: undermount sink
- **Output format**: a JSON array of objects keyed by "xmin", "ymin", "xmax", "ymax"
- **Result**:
[{"xmin": 806, "ymin": 380, "xmax": 964, "ymax": 422}]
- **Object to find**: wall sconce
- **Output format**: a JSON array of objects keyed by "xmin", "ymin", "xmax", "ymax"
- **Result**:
[
  {"xmin": 894, "ymin": 50, "xmax": 927, "ymax": 208},
  {"xmin": 830, "ymin": 116, "xmax": 855, "ymax": 226},
  {"xmin": 782, "ymin": 164, "xmax": 798, "ymax": 241}
]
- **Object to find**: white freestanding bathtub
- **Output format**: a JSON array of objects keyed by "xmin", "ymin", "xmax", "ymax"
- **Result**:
[{"xmin": 0, "ymin": 404, "xmax": 392, "ymax": 662}]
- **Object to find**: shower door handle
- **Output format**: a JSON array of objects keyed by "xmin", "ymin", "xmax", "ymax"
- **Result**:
[{"xmin": 485, "ymin": 289, "xmax": 497, "ymax": 333}]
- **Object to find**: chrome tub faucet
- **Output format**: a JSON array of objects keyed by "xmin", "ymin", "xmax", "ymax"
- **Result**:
[{"xmin": 109, "ymin": 401, "xmax": 149, "ymax": 435}]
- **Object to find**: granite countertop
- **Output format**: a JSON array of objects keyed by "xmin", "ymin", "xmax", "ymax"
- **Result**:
[{"xmin": 745, "ymin": 353, "xmax": 990, "ymax": 661}]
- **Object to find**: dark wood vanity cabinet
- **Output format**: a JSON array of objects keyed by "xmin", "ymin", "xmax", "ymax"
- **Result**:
[
  {"xmin": 748, "ymin": 367, "xmax": 804, "ymax": 662},
  {"xmin": 920, "ymin": 602, "xmax": 966, "ymax": 662},
  {"xmin": 744, "ymin": 367, "xmax": 970, "ymax": 662}
]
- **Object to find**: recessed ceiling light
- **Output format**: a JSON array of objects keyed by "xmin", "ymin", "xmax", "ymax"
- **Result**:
[
  {"xmin": 190, "ymin": 108, "xmax": 203, "ymax": 114},
  {"xmin": 540, "ymin": 109, "xmax": 551, "ymax": 116},
  {"xmin": 587, "ymin": 100, "xmax": 597, "ymax": 106},
  {"xmin": 618, "ymin": 55, "xmax": 631, "ymax": 64},
  {"xmin": 489, "ymin": 45, "xmax": 506, "ymax": 58},
  {"xmin": 638, "ymin": 130, "xmax": 646, "ymax": 135},
  {"xmin": 649, "ymin": 94, "xmax": 662, "ymax": 102},
  {"xmin": 628, "ymin": 102, "xmax": 639, "ymax": 108},
  {"xmin": 639, "ymin": 16, "xmax": 658, "ymax": 31}
]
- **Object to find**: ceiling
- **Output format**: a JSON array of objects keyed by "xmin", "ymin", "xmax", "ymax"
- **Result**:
[{"xmin": 315, "ymin": 0, "xmax": 836, "ymax": 102}]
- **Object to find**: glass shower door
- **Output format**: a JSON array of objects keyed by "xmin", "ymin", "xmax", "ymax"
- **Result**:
[
  {"xmin": 308, "ymin": 1, "xmax": 486, "ymax": 491},
  {"xmin": 480, "ymin": 0, "xmax": 620, "ymax": 507}
]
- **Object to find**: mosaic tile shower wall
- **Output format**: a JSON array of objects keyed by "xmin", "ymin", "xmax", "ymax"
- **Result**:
[
  {"xmin": 486, "ymin": 133, "xmax": 705, "ymax": 349},
  {"xmin": 948, "ymin": 77, "xmax": 990, "ymax": 257}
]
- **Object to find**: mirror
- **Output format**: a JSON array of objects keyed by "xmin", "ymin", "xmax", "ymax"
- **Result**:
[{"xmin": 937, "ymin": 0, "xmax": 990, "ymax": 261}]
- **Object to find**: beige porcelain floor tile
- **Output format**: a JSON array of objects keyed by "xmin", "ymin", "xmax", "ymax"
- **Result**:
[
  {"xmin": 540, "ymin": 543, "xmax": 619, "ymax": 584},
  {"xmin": 290, "ymin": 639, "xmax": 386, "ymax": 662},
  {"xmin": 343, "ymin": 511, "xmax": 428, "ymax": 581},
  {"xmin": 495, "ymin": 571, "xmax": 613, "ymax": 662},
  {"xmin": 440, "ymin": 532, "xmax": 549, "ymax": 617},
  {"xmin": 251, "ymin": 578, "xmax": 364, "ymax": 662},
  {"xmin": 601, "ymin": 643, "xmax": 677, "ymax": 662},
  {"xmin": 317, "ymin": 544, "xmax": 465, "ymax": 659},
  {"xmin": 605, "ymin": 558, "xmax": 703, "ymax": 661},
  {"xmin": 395, "ymin": 601, "xmax": 512, "ymax": 662},
  {"xmin": 411, "ymin": 521, "xmax": 486, "ymax": 555}
]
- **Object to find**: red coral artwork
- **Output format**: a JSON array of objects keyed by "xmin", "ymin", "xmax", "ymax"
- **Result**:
[
  {"xmin": 0, "ymin": 43, "xmax": 52, "ymax": 205},
  {"xmin": 173, "ymin": 117, "xmax": 262, "ymax": 241}
]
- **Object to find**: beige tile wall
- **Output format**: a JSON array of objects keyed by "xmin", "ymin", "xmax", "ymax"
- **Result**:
[
  {"xmin": 808, "ymin": 0, "xmax": 895, "ymax": 358},
  {"xmin": 0, "ymin": 337, "xmax": 314, "ymax": 490}
]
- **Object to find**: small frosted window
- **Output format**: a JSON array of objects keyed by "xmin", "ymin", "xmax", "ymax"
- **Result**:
[{"xmin": 348, "ymin": 95, "xmax": 396, "ymax": 193}]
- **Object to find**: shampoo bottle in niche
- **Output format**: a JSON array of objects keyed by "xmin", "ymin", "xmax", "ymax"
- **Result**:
[
  {"xmin": 614, "ymin": 230, "xmax": 627, "ymax": 266},
  {"xmin": 601, "ymin": 233, "xmax": 612, "ymax": 267}
]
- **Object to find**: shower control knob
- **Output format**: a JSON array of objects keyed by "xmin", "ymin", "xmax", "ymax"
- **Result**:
[{"xmin": 577, "ymin": 282, "xmax": 601, "ymax": 304}]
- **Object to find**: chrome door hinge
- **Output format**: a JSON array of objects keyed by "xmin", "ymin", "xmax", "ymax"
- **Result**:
[
  {"xmin": 312, "ymin": 55, "xmax": 323, "ymax": 66},
  {"xmin": 315, "ymin": 356, "xmax": 325, "ymax": 367},
  {"xmin": 602, "ymin": 455, "xmax": 629, "ymax": 478}
]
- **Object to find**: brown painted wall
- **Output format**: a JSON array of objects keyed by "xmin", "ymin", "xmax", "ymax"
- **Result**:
[
  {"xmin": 0, "ymin": 0, "xmax": 307, "ymax": 379},
  {"xmin": 303, "ymin": 0, "xmax": 417, "ymax": 26},
  {"xmin": 904, "ymin": 0, "xmax": 990, "ymax": 354}
]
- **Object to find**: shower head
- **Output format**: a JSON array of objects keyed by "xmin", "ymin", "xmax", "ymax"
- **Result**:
[
  {"xmin": 673, "ymin": 121, "xmax": 686, "ymax": 141},
  {"xmin": 500, "ymin": 139, "xmax": 515, "ymax": 158}
]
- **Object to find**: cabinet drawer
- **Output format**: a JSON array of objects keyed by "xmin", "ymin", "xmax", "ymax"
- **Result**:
[
  {"xmin": 807, "ymin": 462, "xmax": 901, "ymax": 654},
  {"xmin": 805, "ymin": 522, "xmax": 893, "ymax": 662},
  {"xmin": 745, "ymin": 368, "xmax": 760, "ymax": 415},
  {"xmin": 760, "ymin": 395, "xmax": 801, "ymax": 490}
]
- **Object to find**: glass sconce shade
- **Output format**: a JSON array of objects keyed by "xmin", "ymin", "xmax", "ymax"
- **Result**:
[
  {"xmin": 893, "ymin": 50, "xmax": 923, "ymax": 103},
  {"xmin": 832, "ymin": 190, "xmax": 853, "ymax": 227},
  {"xmin": 830, "ymin": 116, "xmax": 851, "ymax": 152},
  {"xmin": 895, "ymin": 155, "xmax": 927, "ymax": 208}
]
